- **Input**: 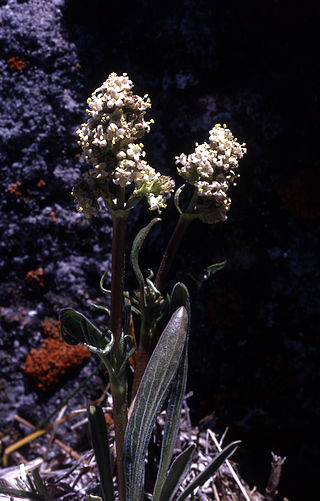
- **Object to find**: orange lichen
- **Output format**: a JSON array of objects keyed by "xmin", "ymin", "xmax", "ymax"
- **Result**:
[
  {"xmin": 8, "ymin": 181, "xmax": 22, "ymax": 197},
  {"xmin": 275, "ymin": 167, "xmax": 320, "ymax": 220},
  {"xmin": 37, "ymin": 179, "xmax": 46, "ymax": 188},
  {"xmin": 8, "ymin": 56, "xmax": 26, "ymax": 71},
  {"xmin": 50, "ymin": 211, "xmax": 56, "ymax": 222},
  {"xmin": 25, "ymin": 268, "xmax": 44, "ymax": 287},
  {"xmin": 41, "ymin": 317, "xmax": 61, "ymax": 339},
  {"xmin": 24, "ymin": 318, "xmax": 91, "ymax": 391}
]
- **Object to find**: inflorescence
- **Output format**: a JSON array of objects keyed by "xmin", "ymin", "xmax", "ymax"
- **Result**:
[
  {"xmin": 73, "ymin": 74, "xmax": 246, "ymax": 221},
  {"xmin": 73, "ymin": 73, "xmax": 174, "ymax": 215},
  {"xmin": 176, "ymin": 124, "xmax": 247, "ymax": 223}
]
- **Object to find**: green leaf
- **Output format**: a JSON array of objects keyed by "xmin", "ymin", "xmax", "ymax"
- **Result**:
[
  {"xmin": 176, "ymin": 440, "xmax": 241, "ymax": 501},
  {"xmin": 124, "ymin": 306, "xmax": 189, "ymax": 501},
  {"xmin": 26, "ymin": 473, "xmax": 37, "ymax": 493},
  {"xmin": 169, "ymin": 283, "xmax": 191, "ymax": 317},
  {"xmin": 0, "ymin": 486, "xmax": 45, "ymax": 500},
  {"xmin": 130, "ymin": 218, "xmax": 161, "ymax": 308},
  {"xmin": 30, "ymin": 470, "xmax": 48, "ymax": 497},
  {"xmin": 158, "ymin": 444, "xmax": 195, "ymax": 501},
  {"xmin": 59, "ymin": 308, "xmax": 104, "ymax": 346},
  {"xmin": 87, "ymin": 405, "xmax": 115, "ymax": 501},
  {"xmin": 188, "ymin": 260, "xmax": 227, "ymax": 286},
  {"xmin": 153, "ymin": 283, "xmax": 191, "ymax": 501},
  {"xmin": 174, "ymin": 184, "xmax": 185, "ymax": 215}
]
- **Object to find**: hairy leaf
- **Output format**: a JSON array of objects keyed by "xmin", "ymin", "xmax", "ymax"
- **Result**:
[
  {"xmin": 0, "ymin": 486, "xmax": 45, "ymax": 500},
  {"xmin": 30, "ymin": 470, "xmax": 48, "ymax": 497},
  {"xmin": 59, "ymin": 308, "xmax": 104, "ymax": 346},
  {"xmin": 176, "ymin": 440, "xmax": 241, "ymax": 501},
  {"xmin": 130, "ymin": 218, "xmax": 161, "ymax": 308},
  {"xmin": 188, "ymin": 260, "xmax": 227, "ymax": 286},
  {"xmin": 158, "ymin": 444, "xmax": 195, "ymax": 501},
  {"xmin": 87, "ymin": 405, "xmax": 115, "ymax": 501},
  {"xmin": 124, "ymin": 306, "xmax": 188, "ymax": 501},
  {"xmin": 153, "ymin": 283, "xmax": 191, "ymax": 500}
]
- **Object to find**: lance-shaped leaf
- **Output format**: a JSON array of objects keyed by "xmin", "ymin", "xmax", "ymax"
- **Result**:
[
  {"xmin": 158, "ymin": 444, "xmax": 195, "ymax": 501},
  {"xmin": 153, "ymin": 283, "xmax": 191, "ymax": 501},
  {"xmin": 176, "ymin": 440, "xmax": 241, "ymax": 501},
  {"xmin": 0, "ymin": 486, "xmax": 45, "ymax": 500},
  {"xmin": 130, "ymin": 218, "xmax": 161, "ymax": 308},
  {"xmin": 30, "ymin": 470, "xmax": 48, "ymax": 498},
  {"xmin": 124, "ymin": 306, "xmax": 189, "ymax": 501},
  {"xmin": 87, "ymin": 405, "xmax": 115, "ymax": 501},
  {"xmin": 59, "ymin": 308, "xmax": 104, "ymax": 346},
  {"xmin": 188, "ymin": 260, "xmax": 227, "ymax": 286}
]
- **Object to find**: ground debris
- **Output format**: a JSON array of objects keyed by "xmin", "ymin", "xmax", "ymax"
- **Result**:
[{"xmin": 0, "ymin": 393, "xmax": 286, "ymax": 500}]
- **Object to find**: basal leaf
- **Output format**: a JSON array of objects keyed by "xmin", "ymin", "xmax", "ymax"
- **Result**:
[
  {"xmin": 153, "ymin": 283, "xmax": 191, "ymax": 501},
  {"xmin": 158, "ymin": 444, "xmax": 195, "ymax": 501},
  {"xmin": 124, "ymin": 306, "xmax": 188, "ymax": 501},
  {"xmin": 30, "ymin": 470, "xmax": 48, "ymax": 497},
  {"xmin": 87, "ymin": 405, "xmax": 115, "ymax": 501},
  {"xmin": 176, "ymin": 440, "xmax": 241, "ymax": 501},
  {"xmin": 0, "ymin": 486, "xmax": 45, "ymax": 500}
]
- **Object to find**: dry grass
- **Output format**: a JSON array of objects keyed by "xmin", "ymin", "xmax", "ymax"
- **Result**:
[{"xmin": 0, "ymin": 393, "xmax": 286, "ymax": 501}]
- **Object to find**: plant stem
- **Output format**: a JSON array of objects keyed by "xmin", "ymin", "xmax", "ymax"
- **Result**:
[
  {"xmin": 131, "ymin": 319, "xmax": 152, "ymax": 401},
  {"xmin": 154, "ymin": 214, "xmax": 192, "ymax": 292},
  {"xmin": 110, "ymin": 213, "xmax": 127, "ymax": 351},
  {"xmin": 109, "ymin": 194, "xmax": 128, "ymax": 501},
  {"xmin": 154, "ymin": 188, "xmax": 199, "ymax": 292},
  {"xmin": 131, "ymin": 189, "xmax": 199, "ymax": 399},
  {"xmin": 110, "ymin": 374, "xmax": 128, "ymax": 501}
]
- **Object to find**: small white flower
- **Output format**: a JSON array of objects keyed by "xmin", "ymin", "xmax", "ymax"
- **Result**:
[
  {"xmin": 73, "ymin": 73, "xmax": 175, "ymax": 215},
  {"xmin": 176, "ymin": 123, "xmax": 246, "ymax": 223},
  {"xmin": 126, "ymin": 143, "xmax": 141, "ymax": 162},
  {"xmin": 76, "ymin": 72, "xmax": 153, "ymax": 172},
  {"xmin": 117, "ymin": 151, "xmax": 126, "ymax": 160}
]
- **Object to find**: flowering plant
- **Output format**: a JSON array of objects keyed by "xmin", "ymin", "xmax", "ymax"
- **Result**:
[
  {"xmin": 0, "ymin": 73, "xmax": 245, "ymax": 501},
  {"xmin": 59, "ymin": 73, "xmax": 247, "ymax": 501}
]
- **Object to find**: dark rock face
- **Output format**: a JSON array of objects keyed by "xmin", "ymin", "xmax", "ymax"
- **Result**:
[
  {"xmin": 0, "ymin": 0, "xmax": 112, "ymax": 454},
  {"xmin": 0, "ymin": 1, "xmax": 319, "ymax": 499}
]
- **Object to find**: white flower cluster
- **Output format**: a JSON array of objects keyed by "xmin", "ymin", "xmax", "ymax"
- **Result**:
[
  {"xmin": 112, "ymin": 143, "xmax": 147, "ymax": 187},
  {"xmin": 175, "ymin": 123, "xmax": 246, "ymax": 222},
  {"xmin": 76, "ymin": 72, "xmax": 153, "ymax": 172},
  {"xmin": 73, "ymin": 73, "xmax": 175, "ymax": 214},
  {"xmin": 134, "ymin": 169, "xmax": 175, "ymax": 211},
  {"xmin": 112, "ymin": 143, "xmax": 175, "ymax": 211},
  {"xmin": 72, "ymin": 160, "xmax": 174, "ymax": 216}
]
